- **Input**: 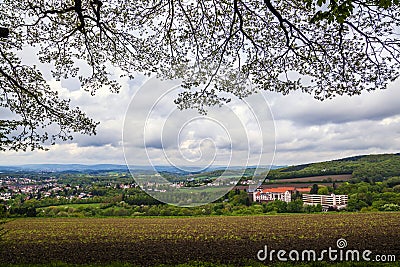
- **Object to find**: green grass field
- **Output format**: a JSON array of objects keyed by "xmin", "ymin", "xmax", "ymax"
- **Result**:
[{"xmin": 44, "ymin": 203, "xmax": 102, "ymax": 209}]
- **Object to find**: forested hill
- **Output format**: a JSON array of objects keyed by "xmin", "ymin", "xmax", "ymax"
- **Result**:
[{"xmin": 267, "ymin": 153, "xmax": 400, "ymax": 183}]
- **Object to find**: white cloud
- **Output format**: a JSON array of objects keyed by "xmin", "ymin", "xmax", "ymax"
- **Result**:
[
  {"xmin": 2, "ymin": 49, "xmax": 400, "ymax": 167},
  {"xmin": 258, "ymin": 78, "xmax": 400, "ymax": 165},
  {"xmin": 267, "ymin": 80, "xmax": 400, "ymax": 126},
  {"xmin": 0, "ymin": 144, "xmax": 124, "ymax": 165}
]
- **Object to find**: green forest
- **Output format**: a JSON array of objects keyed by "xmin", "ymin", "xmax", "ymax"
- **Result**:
[
  {"xmin": 266, "ymin": 153, "xmax": 400, "ymax": 182},
  {"xmin": 1, "ymin": 153, "xmax": 400, "ymax": 218}
]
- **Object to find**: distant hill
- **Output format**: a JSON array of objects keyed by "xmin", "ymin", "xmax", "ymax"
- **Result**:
[
  {"xmin": 0, "ymin": 164, "xmax": 285, "ymax": 175},
  {"xmin": 3, "ymin": 152, "xmax": 400, "ymax": 183},
  {"xmin": 267, "ymin": 153, "xmax": 400, "ymax": 183},
  {"xmin": 0, "ymin": 164, "xmax": 129, "ymax": 173}
]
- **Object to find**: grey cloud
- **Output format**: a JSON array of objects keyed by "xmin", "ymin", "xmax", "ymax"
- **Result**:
[
  {"xmin": 273, "ymin": 116, "xmax": 400, "ymax": 165},
  {"xmin": 143, "ymin": 139, "xmax": 164, "ymax": 150},
  {"xmin": 267, "ymin": 82, "xmax": 400, "ymax": 126},
  {"xmin": 72, "ymin": 125, "xmax": 122, "ymax": 148},
  {"xmin": 61, "ymin": 78, "xmax": 81, "ymax": 91}
]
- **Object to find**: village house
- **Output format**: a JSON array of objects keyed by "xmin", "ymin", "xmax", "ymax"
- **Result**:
[{"xmin": 0, "ymin": 192, "xmax": 11, "ymax": 201}]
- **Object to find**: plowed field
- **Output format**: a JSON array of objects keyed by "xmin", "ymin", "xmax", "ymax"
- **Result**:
[{"xmin": 0, "ymin": 213, "xmax": 399, "ymax": 266}]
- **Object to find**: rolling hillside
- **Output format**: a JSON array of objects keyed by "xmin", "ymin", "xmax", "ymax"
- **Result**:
[{"xmin": 266, "ymin": 153, "xmax": 400, "ymax": 183}]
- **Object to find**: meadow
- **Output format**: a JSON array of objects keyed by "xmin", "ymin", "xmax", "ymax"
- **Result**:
[{"xmin": 0, "ymin": 212, "xmax": 399, "ymax": 266}]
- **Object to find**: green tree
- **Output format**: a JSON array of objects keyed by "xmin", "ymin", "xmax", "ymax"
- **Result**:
[
  {"xmin": 0, "ymin": 204, "xmax": 6, "ymax": 218},
  {"xmin": 380, "ymin": 203, "xmax": 400, "ymax": 212},
  {"xmin": 347, "ymin": 197, "xmax": 368, "ymax": 211},
  {"xmin": 303, "ymin": 204, "xmax": 322, "ymax": 213},
  {"xmin": 393, "ymin": 185, "xmax": 400, "ymax": 193},
  {"xmin": 310, "ymin": 184, "xmax": 319, "ymax": 194},
  {"xmin": 317, "ymin": 186, "xmax": 329, "ymax": 195},
  {"xmin": 231, "ymin": 190, "xmax": 250, "ymax": 206},
  {"xmin": 287, "ymin": 199, "xmax": 303, "ymax": 213},
  {"xmin": 265, "ymin": 200, "xmax": 288, "ymax": 213},
  {"xmin": 275, "ymin": 200, "xmax": 288, "ymax": 213},
  {"xmin": 1, "ymin": 1, "xmax": 400, "ymax": 149},
  {"xmin": 385, "ymin": 177, "xmax": 400, "ymax": 188}
]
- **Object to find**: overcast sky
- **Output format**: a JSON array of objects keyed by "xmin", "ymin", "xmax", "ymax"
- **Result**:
[{"xmin": 1, "ymin": 52, "xmax": 400, "ymax": 167}]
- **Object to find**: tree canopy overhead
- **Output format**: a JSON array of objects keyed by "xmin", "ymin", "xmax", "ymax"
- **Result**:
[{"xmin": 0, "ymin": 0, "xmax": 399, "ymax": 150}]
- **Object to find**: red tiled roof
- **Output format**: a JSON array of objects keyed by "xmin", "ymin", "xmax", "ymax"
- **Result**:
[
  {"xmin": 261, "ymin": 187, "xmax": 295, "ymax": 193},
  {"xmin": 296, "ymin": 188, "xmax": 311, "ymax": 193}
]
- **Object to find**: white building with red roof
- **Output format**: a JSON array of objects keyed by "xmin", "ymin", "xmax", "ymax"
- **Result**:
[{"xmin": 253, "ymin": 187, "xmax": 295, "ymax": 203}]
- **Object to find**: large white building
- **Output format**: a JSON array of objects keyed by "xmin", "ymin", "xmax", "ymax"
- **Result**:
[
  {"xmin": 253, "ymin": 187, "xmax": 294, "ymax": 203},
  {"xmin": 302, "ymin": 194, "xmax": 348, "ymax": 210}
]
